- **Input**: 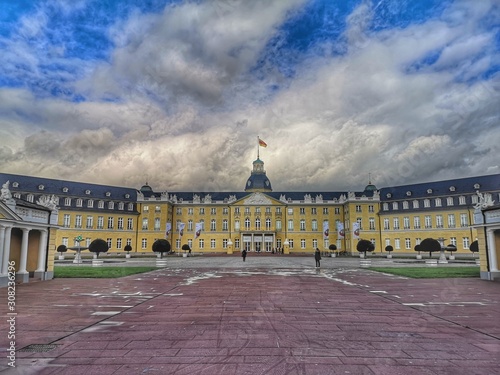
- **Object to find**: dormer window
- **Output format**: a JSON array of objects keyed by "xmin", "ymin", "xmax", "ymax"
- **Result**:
[
  {"xmin": 62, "ymin": 187, "xmax": 69, "ymax": 193},
  {"xmin": 12, "ymin": 182, "xmax": 19, "ymax": 188},
  {"xmin": 449, "ymin": 186, "xmax": 456, "ymax": 192},
  {"xmin": 474, "ymin": 183, "xmax": 480, "ymax": 189},
  {"xmin": 427, "ymin": 189, "xmax": 433, "ymax": 194},
  {"xmin": 125, "ymin": 194, "xmax": 130, "ymax": 199},
  {"xmin": 105, "ymin": 192, "xmax": 111, "ymax": 197},
  {"xmin": 85, "ymin": 189, "xmax": 91, "ymax": 195},
  {"xmin": 386, "ymin": 193, "xmax": 392, "ymax": 198},
  {"xmin": 76, "ymin": 198, "xmax": 83, "ymax": 207},
  {"xmin": 406, "ymin": 191, "xmax": 411, "ymax": 196},
  {"xmin": 38, "ymin": 184, "xmax": 44, "ymax": 190},
  {"xmin": 98, "ymin": 200, "xmax": 104, "ymax": 209},
  {"xmin": 27, "ymin": 194, "xmax": 34, "ymax": 203}
]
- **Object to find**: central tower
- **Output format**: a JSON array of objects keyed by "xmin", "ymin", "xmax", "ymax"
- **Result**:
[{"xmin": 244, "ymin": 157, "xmax": 272, "ymax": 192}]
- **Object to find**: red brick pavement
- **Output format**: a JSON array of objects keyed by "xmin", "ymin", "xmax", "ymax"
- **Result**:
[{"xmin": 0, "ymin": 266, "xmax": 499, "ymax": 374}]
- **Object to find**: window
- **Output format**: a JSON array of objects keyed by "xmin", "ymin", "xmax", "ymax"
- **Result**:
[
  {"xmin": 413, "ymin": 200, "xmax": 419, "ymax": 209},
  {"xmin": 289, "ymin": 239, "xmax": 294, "ymax": 249},
  {"xmin": 395, "ymin": 238, "xmax": 401, "ymax": 250},
  {"xmin": 265, "ymin": 207, "xmax": 271, "ymax": 214},
  {"xmin": 384, "ymin": 218, "xmax": 390, "ymax": 230},
  {"xmin": 460, "ymin": 214, "xmax": 468, "ymax": 227},
  {"xmin": 108, "ymin": 201, "xmax": 114, "ymax": 210},
  {"xmin": 436, "ymin": 215, "xmax": 443, "ymax": 228},
  {"xmin": 107, "ymin": 238, "xmax": 112, "ymax": 249},
  {"xmin": 255, "ymin": 218, "xmax": 261, "ymax": 230},
  {"xmin": 142, "ymin": 218, "xmax": 148, "ymax": 230},
  {"xmin": 116, "ymin": 238, "xmax": 122, "ymax": 249},
  {"xmin": 87, "ymin": 200, "xmax": 94, "ymax": 208},
  {"xmin": 276, "ymin": 207, "xmax": 282, "ymax": 214},
  {"xmin": 234, "ymin": 207, "xmax": 240, "ymax": 214},
  {"xmin": 177, "ymin": 208, "xmax": 182, "ymax": 215},
  {"xmin": 118, "ymin": 202, "xmax": 124, "ymax": 210},
  {"xmin": 211, "ymin": 239, "xmax": 216, "ymax": 249},
  {"xmin": 142, "ymin": 238, "xmax": 147, "ymax": 249},
  {"xmin": 415, "ymin": 238, "xmax": 421, "ymax": 245},
  {"xmin": 235, "ymin": 220, "xmax": 240, "ymax": 230},
  {"xmin": 266, "ymin": 218, "xmax": 271, "ymax": 230},
  {"xmin": 403, "ymin": 201, "xmax": 409, "ymax": 209},
  {"xmin": 199, "ymin": 239, "xmax": 204, "ymax": 249},
  {"xmin": 357, "ymin": 218, "xmax": 362, "ymax": 230},
  {"xmin": 448, "ymin": 214, "xmax": 456, "ymax": 228},
  {"xmin": 392, "ymin": 202, "xmax": 398, "ymax": 210},
  {"xmin": 223, "ymin": 208, "xmax": 228, "ymax": 215},
  {"xmin": 462, "ymin": 237, "xmax": 470, "ymax": 249},
  {"xmin": 323, "ymin": 208, "xmax": 329, "ymax": 214},
  {"xmin": 223, "ymin": 219, "xmax": 228, "ymax": 231},
  {"xmin": 75, "ymin": 215, "xmax": 82, "ymax": 228},
  {"xmin": 447, "ymin": 197, "xmax": 454, "ymax": 206},
  {"xmin": 245, "ymin": 218, "xmax": 250, "ymax": 230},
  {"xmin": 98, "ymin": 200, "xmax": 104, "ymax": 209},
  {"xmin": 76, "ymin": 198, "xmax": 83, "ymax": 207},
  {"xmin": 86, "ymin": 216, "xmax": 93, "ymax": 229},
  {"xmin": 255, "ymin": 207, "xmax": 261, "ymax": 214},
  {"xmin": 223, "ymin": 239, "xmax": 228, "ymax": 248},
  {"xmin": 126, "ymin": 238, "xmax": 132, "ymax": 247},
  {"xmin": 211, "ymin": 219, "xmax": 216, "ymax": 231},
  {"xmin": 459, "ymin": 196, "xmax": 466, "ymax": 205},
  {"xmin": 118, "ymin": 217, "xmax": 124, "ymax": 230},
  {"xmin": 403, "ymin": 217, "xmax": 410, "ymax": 230},
  {"xmin": 188, "ymin": 220, "xmax": 193, "ymax": 231},
  {"xmin": 356, "ymin": 205, "xmax": 362, "ymax": 212},
  {"xmin": 312, "ymin": 220, "xmax": 318, "ymax": 231},
  {"xmin": 414, "ymin": 216, "xmax": 420, "ymax": 229},
  {"xmin": 62, "ymin": 237, "xmax": 69, "ymax": 246},
  {"xmin": 235, "ymin": 239, "xmax": 240, "ymax": 249},
  {"xmin": 385, "ymin": 238, "xmax": 390, "ymax": 247},
  {"xmin": 393, "ymin": 218, "xmax": 399, "ymax": 230},
  {"xmin": 176, "ymin": 239, "xmax": 181, "ymax": 249},
  {"xmin": 128, "ymin": 203, "xmax": 134, "ymax": 211},
  {"xmin": 313, "ymin": 239, "xmax": 318, "ymax": 249},
  {"xmin": 300, "ymin": 207, "xmax": 305, "ymax": 215},
  {"xmin": 199, "ymin": 208, "xmax": 205, "ymax": 215},
  {"xmin": 450, "ymin": 237, "xmax": 457, "ymax": 246},
  {"xmin": 311, "ymin": 207, "xmax": 317, "ymax": 215},
  {"xmin": 155, "ymin": 205, "xmax": 161, "ymax": 213},
  {"xmin": 301, "ymin": 239, "xmax": 306, "ymax": 249},
  {"xmin": 143, "ymin": 205, "xmax": 149, "ymax": 212},
  {"xmin": 435, "ymin": 198, "xmax": 442, "ymax": 207},
  {"xmin": 97, "ymin": 216, "xmax": 104, "ymax": 229},
  {"xmin": 424, "ymin": 199, "xmax": 430, "ymax": 208},
  {"xmin": 211, "ymin": 208, "xmax": 216, "ymax": 215},
  {"xmin": 383, "ymin": 203, "xmax": 389, "ymax": 211},
  {"xmin": 63, "ymin": 214, "xmax": 70, "ymax": 228},
  {"xmin": 245, "ymin": 207, "xmax": 251, "ymax": 215},
  {"xmin": 424, "ymin": 215, "xmax": 432, "ymax": 229},
  {"xmin": 288, "ymin": 208, "xmax": 293, "ymax": 215},
  {"xmin": 154, "ymin": 218, "xmax": 161, "ymax": 231},
  {"xmin": 368, "ymin": 205, "xmax": 374, "ymax": 213},
  {"xmin": 300, "ymin": 219, "xmax": 306, "ymax": 231},
  {"xmin": 127, "ymin": 218, "xmax": 133, "ymax": 230},
  {"xmin": 288, "ymin": 219, "xmax": 294, "ymax": 230},
  {"xmin": 472, "ymin": 195, "xmax": 478, "ymax": 204},
  {"xmin": 64, "ymin": 197, "xmax": 71, "ymax": 206},
  {"xmin": 405, "ymin": 238, "xmax": 411, "ymax": 250},
  {"xmin": 276, "ymin": 220, "xmax": 282, "ymax": 231},
  {"xmin": 335, "ymin": 207, "xmax": 340, "ymax": 214}
]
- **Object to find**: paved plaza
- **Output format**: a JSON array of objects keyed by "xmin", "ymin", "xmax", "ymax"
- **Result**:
[{"xmin": 1, "ymin": 255, "xmax": 499, "ymax": 374}]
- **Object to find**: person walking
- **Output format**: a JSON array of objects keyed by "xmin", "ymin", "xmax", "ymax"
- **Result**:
[
  {"xmin": 314, "ymin": 248, "xmax": 321, "ymax": 268},
  {"xmin": 242, "ymin": 249, "xmax": 247, "ymax": 262}
]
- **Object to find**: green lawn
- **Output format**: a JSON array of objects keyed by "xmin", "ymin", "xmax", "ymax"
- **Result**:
[
  {"xmin": 369, "ymin": 266, "xmax": 480, "ymax": 278},
  {"xmin": 54, "ymin": 266, "xmax": 158, "ymax": 278}
]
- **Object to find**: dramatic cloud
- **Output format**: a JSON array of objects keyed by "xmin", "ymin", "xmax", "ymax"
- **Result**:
[{"xmin": 0, "ymin": 0, "xmax": 499, "ymax": 192}]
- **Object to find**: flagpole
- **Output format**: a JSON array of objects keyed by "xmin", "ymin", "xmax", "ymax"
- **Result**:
[{"xmin": 257, "ymin": 136, "xmax": 260, "ymax": 159}]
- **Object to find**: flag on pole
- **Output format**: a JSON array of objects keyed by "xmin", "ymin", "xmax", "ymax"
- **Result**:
[
  {"xmin": 165, "ymin": 222, "xmax": 171, "ymax": 238},
  {"xmin": 337, "ymin": 222, "xmax": 345, "ymax": 239},
  {"xmin": 353, "ymin": 222, "xmax": 360, "ymax": 239},
  {"xmin": 194, "ymin": 222, "xmax": 203, "ymax": 239},
  {"xmin": 323, "ymin": 221, "xmax": 329, "ymax": 240},
  {"xmin": 258, "ymin": 137, "xmax": 267, "ymax": 147},
  {"xmin": 178, "ymin": 222, "xmax": 185, "ymax": 237}
]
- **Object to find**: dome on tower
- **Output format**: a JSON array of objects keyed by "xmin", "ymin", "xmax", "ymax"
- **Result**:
[
  {"xmin": 245, "ymin": 158, "xmax": 272, "ymax": 192},
  {"xmin": 140, "ymin": 183, "xmax": 153, "ymax": 193}
]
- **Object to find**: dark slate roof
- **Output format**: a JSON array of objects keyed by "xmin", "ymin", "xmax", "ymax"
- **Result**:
[
  {"xmin": 379, "ymin": 174, "xmax": 500, "ymax": 201},
  {"xmin": 0, "ymin": 172, "xmax": 137, "ymax": 201}
]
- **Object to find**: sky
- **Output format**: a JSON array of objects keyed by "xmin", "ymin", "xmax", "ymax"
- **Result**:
[{"xmin": 0, "ymin": 0, "xmax": 499, "ymax": 193}]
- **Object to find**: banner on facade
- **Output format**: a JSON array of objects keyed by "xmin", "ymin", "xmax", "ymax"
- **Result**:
[
  {"xmin": 353, "ymin": 222, "xmax": 360, "ymax": 239},
  {"xmin": 323, "ymin": 221, "xmax": 329, "ymax": 239},
  {"xmin": 165, "ymin": 222, "xmax": 171, "ymax": 238},
  {"xmin": 337, "ymin": 222, "xmax": 345, "ymax": 239},
  {"xmin": 195, "ymin": 222, "xmax": 203, "ymax": 239},
  {"xmin": 178, "ymin": 222, "xmax": 185, "ymax": 237}
]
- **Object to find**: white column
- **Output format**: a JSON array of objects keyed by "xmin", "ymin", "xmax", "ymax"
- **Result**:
[
  {"xmin": 1, "ymin": 226, "xmax": 12, "ymax": 275},
  {"xmin": 18, "ymin": 228, "xmax": 31, "ymax": 275},
  {"xmin": 36, "ymin": 230, "xmax": 48, "ymax": 272},
  {"xmin": 0, "ymin": 226, "xmax": 5, "ymax": 275},
  {"xmin": 487, "ymin": 229, "xmax": 498, "ymax": 272}
]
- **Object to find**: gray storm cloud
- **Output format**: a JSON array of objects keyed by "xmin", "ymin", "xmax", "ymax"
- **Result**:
[{"xmin": 0, "ymin": 0, "xmax": 499, "ymax": 192}]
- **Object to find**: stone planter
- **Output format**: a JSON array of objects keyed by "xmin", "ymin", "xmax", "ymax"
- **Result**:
[
  {"xmin": 387, "ymin": 253, "xmax": 392, "ymax": 259},
  {"xmin": 125, "ymin": 253, "xmax": 131, "ymax": 259},
  {"xmin": 416, "ymin": 254, "xmax": 422, "ymax": 260},
  {"xmin": 58, "ymin": 255, "xmax": 65, "ymax": 260},
  {"xmin": 183, "ymin": 253, "xmax": 188, "ymax": 258},
  {"xmin": 92, "ymin": 259, "xmax": 103, "ymax": 267}
]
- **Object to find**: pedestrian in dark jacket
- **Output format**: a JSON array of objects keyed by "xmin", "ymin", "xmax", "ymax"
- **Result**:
[
  {"xmin": 242, "ymin": 249, "xmax": 247, "ymax": 262},
  {"xmin": 314, "ymin": 248, "xmax": 321, "ymax": 268}
]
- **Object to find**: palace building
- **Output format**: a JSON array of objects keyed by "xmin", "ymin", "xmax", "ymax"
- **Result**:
[{"xmin": 1, "ymin": 156, "xmax": 499, "ymax": 285}]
